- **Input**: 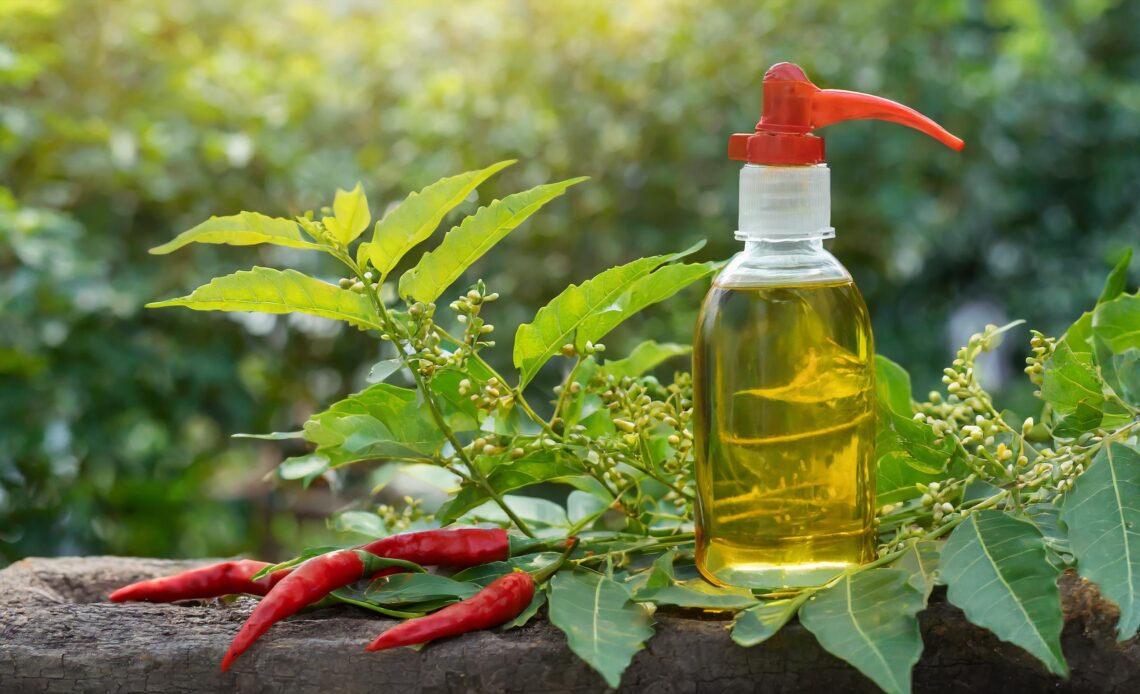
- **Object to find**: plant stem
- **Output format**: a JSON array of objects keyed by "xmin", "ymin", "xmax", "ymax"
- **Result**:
[
  {"xmin": 550, "ymin": 356, "xmax": 585, "ymax": 428},
  {"xmin": 632, "ymin": 434, "xmax": 693, "ymax": 500},
  {"xmin": 572, "ymin": 534, "xmax": 695, "ymax": 566},
  {"xmin": 341, "ymin": 257, "xmax": 536, "ymax": 538}
]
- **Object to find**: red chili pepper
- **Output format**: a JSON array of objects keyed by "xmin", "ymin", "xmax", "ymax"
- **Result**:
[
  {"xmin": 108, "ymin": 559, "xmax": 289, "ymax": 603},
  {"xmin": 358, "ymin": 527, "xmax": 510, "ymax": 567},
  {"xmin": 220, "ymin": 529, "xmax": 569, "ymax": 672},
  {"xmin": 365, "ymin": 571, "xmax": 535, "ymax": 652},
  {"xmin": 221, "ymin": 549, "xmax": 366, "ymax": 671}
]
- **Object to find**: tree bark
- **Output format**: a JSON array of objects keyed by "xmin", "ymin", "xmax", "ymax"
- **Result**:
[{"xmin": 1, "ymin": 557, "xmax": 1138, "ymax": 693}]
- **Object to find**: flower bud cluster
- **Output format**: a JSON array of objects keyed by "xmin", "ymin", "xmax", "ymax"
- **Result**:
[
  {"xmin": 1024, "ymin": 330, "xmax": 1056, "ymax": 390},
  {"xmin": 449, "ymin": 281, "xmax": 499, "ymax": 366},
  {"xmin": 374, "ymin": 496, "xmax": 430, "ymax": 532},
  {"xmin": 917, "ymin": 479, "xmax": 960, "ymax": 524}
]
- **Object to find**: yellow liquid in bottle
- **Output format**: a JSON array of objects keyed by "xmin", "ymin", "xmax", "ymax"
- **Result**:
[{"xmin": 693, "ymin": 280, "xmax": 875, "ymax": 588}]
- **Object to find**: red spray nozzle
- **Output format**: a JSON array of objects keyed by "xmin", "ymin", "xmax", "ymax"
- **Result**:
[{"xmin": 729, "ymin": 63, "xmax": 964, "ymax": 165}]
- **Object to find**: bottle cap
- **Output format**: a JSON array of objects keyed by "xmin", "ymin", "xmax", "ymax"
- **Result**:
[{"xmin": 729, "ymin": 63, "xmax": 964, "ymax": 166}]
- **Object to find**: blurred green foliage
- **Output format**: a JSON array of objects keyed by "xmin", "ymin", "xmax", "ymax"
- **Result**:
[{"xmin": 1, "ymin": 0, "xmax": 1136, "ymax": 562}]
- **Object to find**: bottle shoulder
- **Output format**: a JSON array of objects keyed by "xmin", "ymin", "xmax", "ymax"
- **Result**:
[{"xmin": 713, "ymin": 246, "xmax": 853, "ymax": 288}]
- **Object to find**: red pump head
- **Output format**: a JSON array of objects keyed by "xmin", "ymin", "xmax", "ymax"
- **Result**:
[{"xmin": 729, "ymin": 63, "xmax": 964, "ymax": 165}]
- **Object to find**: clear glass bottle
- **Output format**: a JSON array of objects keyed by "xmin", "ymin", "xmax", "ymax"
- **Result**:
[
  {"xmin": 693, "ymin": 232, "xmax": 876, "ymax": 588},
  {"xmin": 692, "ymin": 62, "xmax": 962, "ymax": 588}
]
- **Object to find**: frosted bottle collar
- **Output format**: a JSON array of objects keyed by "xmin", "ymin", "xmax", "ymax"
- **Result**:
[{"xmin": 737, "ymin": 164, "xmax": 833, "ymax": 241}]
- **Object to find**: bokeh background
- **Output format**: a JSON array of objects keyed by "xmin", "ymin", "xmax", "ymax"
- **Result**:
[{"xmin": 2, "ymin": 0, "xmax": 1137, "ymax": 564}]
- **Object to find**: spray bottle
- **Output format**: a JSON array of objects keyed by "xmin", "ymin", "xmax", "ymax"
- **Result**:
[{"xmin": 693, "ymin": 63, "xmax": 964, "ymax": 588}]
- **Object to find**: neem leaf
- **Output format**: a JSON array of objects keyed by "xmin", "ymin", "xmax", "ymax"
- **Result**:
[
  {"xmin": 1061, "ymin": 442, "xmax": 1140, "ymax": 640},
  {"xmin": 873, "ymin": 357, "xmax": 955, "ymax": 504},
  {"xmin": 330, "ymin": 510, "xmax": 388, "ymax": 538},
  {"xmin": 940, "ymin": 510, "xmax": 1068, "ymax": 676},
  {"xmin": 875, "ymin": 355, "xmax": 914, "ymax": 416},
  {"xmin": 1040, "ymin": 340, "xmax": 1105, "ymax": 416},
  {"xmin": 363, "ymin": 160, "xmax": 515, "ymax": 278},
  {"xmin": 799, "ymin": 569, "xmax": 925, "ymax": 694},
  {"xmin": 575, "ymin": 261, "xmax": 717, "ymax": 351},
  {"xmin": 513, "ymin": 243, "xmax": 707, "ymax": 388},
  {"xmin": 895, "ymin": 541, "xmax": 941, "ymax": 599},
  {"xmin": 547, "ymin": 570, "xmax": 655, "ymax": 688},
  {"xmin": 460, "ymin": 495, "xmax": 569, "ymax": 529},
  {"xmin": 303, "ymin": 383, "xmax": 446, "ymax": 459},
  {"xmin": 354, "ymin": 572, "xmax": 481, "ymax": 606},
  {"xmin": 146, "ymin": 267, "xmax": 382, "ymax": 330},
  {"xmin": 450, "ymin": 552, "xmax": 562, "ymax": 586},
  {"xmin": 330, "ymin": 182, "xmax": 371, "ymax": 245},
  {"xmin": 731, "ymin": 595, "xmax": 806, "ymax": 647},
  {"xmin": 602, "ymin": 341, "xmax": 692, "ymax": 380},
  {"xmin": 876, "ymin": 409, "xmax": 955, "ymax": 504},
  {"xmin": 1097, "ymin": 248, "xmax": 1133, "ymax": 306},
  {"xmin": 149, "ymin": 212, "xmax": 325, "ymax": 254},
  {"xmin": 632, "ymin": 551, "xmax": 757, "ymax": 610},
  {"xmin": 1092, "ymin": 293, "xmax": 1140, "ymax": 406},
  {"xmin": 435, "ymin": 452, "xmax": 583, "ymax": 525},
  {"xmin": 501, "ymin": 590, "xmax": 547, "ymax": 631},
  {"xmin": 398, "ymin": 177, "xmax": 587, "ymax": 303}
]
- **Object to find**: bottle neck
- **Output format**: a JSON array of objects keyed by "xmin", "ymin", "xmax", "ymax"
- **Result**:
[{"xmin": 742, "ymin": 237, "xmax": 825, "ymax": 256}]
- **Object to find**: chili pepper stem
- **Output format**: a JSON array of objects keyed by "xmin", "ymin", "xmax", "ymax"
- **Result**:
[{"xmin": 530, "ymin": 536, "xmax": 578, "ymax": 585}]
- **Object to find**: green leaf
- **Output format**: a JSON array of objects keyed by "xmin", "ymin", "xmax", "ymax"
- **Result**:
[
  {"xmin": 1041, "ymin": 340, "xmax": 1106, "ymax": 416},
  {"xmin": 872, "ymin": 356, "xmax": 956, "ymax": 504},
  {"xmin": 1025, "ymin": 503, "xmax": 1072, "ymax": 561},
  {"xmin": 330, "ymin": 510, "xmax": 387, "ymax": 538},
  {"xmin": 349, "ymin": 572, "xmax": 480, "ymax": 606},
  {"xmin": 895, "ymin": 541, "xmax": 941, "ymax": 599},
  {"xmin": 450, "ymin": 552, "xmax": 562, "ymax": 586},
  {"xmin": 577, "ymin": 262, "xmax": 716, "ymax": 353},
  {"xmin": 875, "ymin": 355, "xmax": 914, "ymax": 416},
  {"xmin": 1097, "ymin": 248, "xmax": 1133, "ymax": 305},
  {"xmin": 303, "ymin": 383, "xmax": 446, "ymax": 459},
  {"xmin": 502, "ymin": 590, "xmax": 546, "ymax": 631},
  {"xmin": 233, "ymin": 431, "xmax": 304, "ymax": 441},
  {"xmin": 1092, "ymin": 293, "xmax": 1140, "ymax": 354},
  {"xmin": 460, "ymin": 495, "xmax": 570, "ymax": 529},
  {"xmin": 428, "ymin": 367, "xmax": 488, "ymax": 432},
  {"xmin": 146, "ymin": 267, "xmax": 382, "ymax": 330},
  {"xmin": 148, "ymin": 212, "xmax": 325, "ymax": 254},
  {"xmin": 1052, "ymin": 399, "xmax": 1105, "ymax": 439},
  {"xmin": 513, "ymin": 243, "xmax": 706, "ymax": 388},
  {"xmin": 329, "ymin": 182, "xmax": 371, "ymax": 245},
  {"xmin": 277, "ymin": 453, "xmax": 330, "ymax": 482},
  {"xmin": 1061, "ymin": 442, "xmax": 1140, "ymax": 640},
  {"xmin": 567, "ymin": 490, "xmax": 609, "ymax": 526},
  {"xmin": 398, "ymin": 177, "xmax": 588, "ymax": 303},
  {"xmin": 632, "ymin": 551, "xmax": 757, "ymax": 610},
  {"xmin": 367, "ymin": 358, "xmax": 403, "ymax": 384},
  {"xmin": 602, "ymin": 341, "xmax": 692, "ymax": 380},
  {"xmin": 731, "ymin": 595, "xmax": 806, "ymax": 647},
  {"xmin": 940, "ymin": 510, "xmax": 1068, "ymax": 676},
  {"xmin": 1092, "ymin": 294, "xmax": 1140, "ymax": 406},
  {"xmin": 547, "ymin": 570, "xmax": 655, "ymax": 688},
  {"xmin": 875, "ymin": 411, "xmax": 955, "ymax": 503},
  {"xmin": 363, "ymin": 160, "xmax": 515, "ymax": 278},
  {"xmin": 799, "ymin": 569, "xmax": 925, "ymax": 694},
  {"xmin": 436, "ymin": 452, "xmax": 583, "ymax": 525}
]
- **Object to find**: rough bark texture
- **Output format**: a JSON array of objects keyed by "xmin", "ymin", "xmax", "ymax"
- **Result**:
[{"xmin": 1, "ymin": 557, "xmax": 1138, "ymax": 693}]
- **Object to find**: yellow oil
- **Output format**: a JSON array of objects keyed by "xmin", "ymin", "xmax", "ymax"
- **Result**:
[{"xmin": 693, "ymin": 280, "xmax": 875, "ymax": 588}]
